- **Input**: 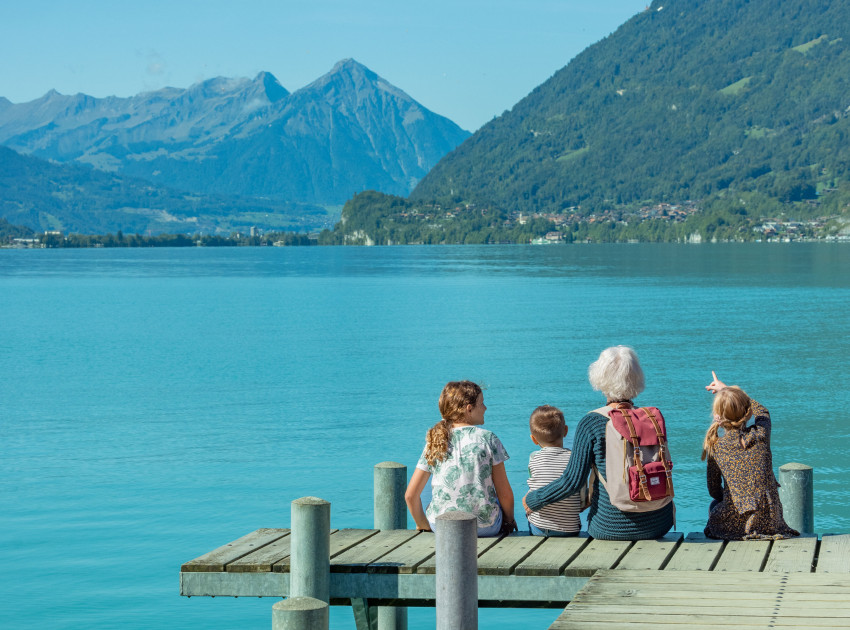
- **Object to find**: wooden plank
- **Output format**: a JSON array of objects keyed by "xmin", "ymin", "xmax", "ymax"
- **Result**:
[
  {"xmin": 550, "ymin": 570, "xmax": 850, "ymax": 629},
  {"xmin": 764, "ymin": 535, "xmax": 817, "ymax": 572},
  {"xmin": 664, "ymin": 533, "xmax": 725, "ymax": 571},
  {"xmin": 275, "ymin": 528, "xmax": 377, "ymax": 572},
  {"xmin": 562, "ymin": 539, "xmax": 633, "ymax": 577},
  {"xmin": 550, "ymin": 610, "xmax": 850, "ymax": 627},
  {"xmin": 514, "ymin": 536, "xmax": 591, "ymax": 577},
  {"xmin": 416, "ymin": 535, "xmax": 502, "ymax": 574},
  {"xmin": 367, "ymin": 531, "xmax": 435, "ymax": 574},
  {"xmin": 576, "ymin": 569, "xmax": 850, "ymax": 601},
  {"xmin": 817, "ymin": 534, "xmax": 850, "ymax": 573},
  {"xmin": 616, "ymin": 532, "xmax": 683, "ymax": 570},
  {"xmin": 227, "ymin": 532, "xmax": 292, "ymax": 573},
  {"xmin": 477, "ymin": 535, "xmax": 546, "ymax": 576},
  {"xmin": 181, "ymin": 529, "xmax": 289, "ymax": 572},
  {"xmin": 565, "ymin": 600, "xmax": 850, "ymax": 616},
  {"xmin": 572, "ymin": 586, "xmax": 850, "ymax": 605},
  {"xmin": 712, "ymin": 539, "xmax": 771, "ymax": 571},
  {"xmin": 331, "ymin": 530, "xmax": 419, "ymax": 572}
]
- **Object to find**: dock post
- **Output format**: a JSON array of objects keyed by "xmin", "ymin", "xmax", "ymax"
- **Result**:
[
  {"xmin": 290, "ymin": 497, "xmax": 330, "ymax": 603},
  {"xmin": 272, "ymin": 597, "xmax": 328, "ymax": 630},
  {"xmin": 374, "ymin": 461, "xmax": 407, "ymax": 529},
  {"xmin": 778, "ymin": 463, "xmax": 814, "ymax": 534},
  {"xmin": 435, "ymin": 511, "xmax": 477, "ymax": 630},
  {"xmin": 373, "ymin": 462, "xmax": 408, "ymax": 630}
]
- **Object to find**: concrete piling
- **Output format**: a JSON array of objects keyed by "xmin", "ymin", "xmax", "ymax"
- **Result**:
[
  {"xmin": 778, "ymin": 462, "xmax": 814, "ymax": 534},
  {"xmin": 435, "ymin": 511, "xmax": 478, "ymax": 630},
  {"xmin": 290, "ymin": 497, "xmax": 330, "ymax": 603},
  {"xmin": 374, "ymin": 462, "xmax": 409, "ymax": 630},
  {"xmin": 272, "ymin": 596, "xmax": 329, "ymax": 630}
]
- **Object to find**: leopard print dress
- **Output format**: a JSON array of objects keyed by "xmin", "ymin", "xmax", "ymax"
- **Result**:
[{"xmin": 704, "ymin": 401, "xmax": 799, "ymax": 540}]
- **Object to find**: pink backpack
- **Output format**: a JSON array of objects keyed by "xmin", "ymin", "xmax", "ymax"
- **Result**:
[{"xmin": 592, "ymin": 406, "xmax": 674, "ymax": 512}]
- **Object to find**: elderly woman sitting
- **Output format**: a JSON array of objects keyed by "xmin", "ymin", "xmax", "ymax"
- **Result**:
[{"xmin": 523, "ymin": 346, "xmax": 674, "ymax": 540}]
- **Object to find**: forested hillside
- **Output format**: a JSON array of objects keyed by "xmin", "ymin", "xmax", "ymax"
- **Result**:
[
  {"xmin": 0, "ymin": 146, "xmax": 329, "ymax": 235},
  {"xmin": 411, "ymin": 0, "xmax": 850, "ymax": 217}
]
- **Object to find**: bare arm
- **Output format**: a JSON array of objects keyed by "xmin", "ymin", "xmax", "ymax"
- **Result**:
[
  {"xmin": 492, "ymin": 462, "xmax": 514, "ymax": 523},
  {"xmin": 404, "ymin": 468, "xmax": 432, "ymax": 531}
]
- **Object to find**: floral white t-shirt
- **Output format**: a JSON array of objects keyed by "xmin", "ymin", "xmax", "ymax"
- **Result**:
[{"xmin": 416, "ymin": 425, "xmax": 510, "ymax": 528}]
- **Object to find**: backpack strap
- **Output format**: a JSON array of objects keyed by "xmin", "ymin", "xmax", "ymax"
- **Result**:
[
  {"xmin": 642, "ymin": 407, "xmax": 674, "ymax": 497},
  {"xmin": 621, "ymin": 409, "xmax": 652, "ymax": 501}
]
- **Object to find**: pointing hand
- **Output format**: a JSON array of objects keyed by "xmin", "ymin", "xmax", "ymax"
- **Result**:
[{"xmin": 705, "ymin": 371, "xmax": 727, "ymax": 394}]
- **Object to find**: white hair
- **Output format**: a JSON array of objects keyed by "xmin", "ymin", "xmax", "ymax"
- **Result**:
[{"xmin": 588, "ymin": 346, "xmax": 645, "ymax": 401}]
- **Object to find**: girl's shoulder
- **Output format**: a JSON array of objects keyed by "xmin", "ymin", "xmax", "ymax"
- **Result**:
[{"xmin": 454, "ymin": 425, "xmax": 499, "ymax": 442}]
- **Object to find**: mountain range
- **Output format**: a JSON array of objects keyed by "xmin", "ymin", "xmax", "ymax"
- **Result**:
[
  {"xmin": 411, "ymin": 0, "xmax": 850, "ymax": 218},
  {"xmin": 0, "ymin": 59, "xmax": 470, "ymax": 225}
]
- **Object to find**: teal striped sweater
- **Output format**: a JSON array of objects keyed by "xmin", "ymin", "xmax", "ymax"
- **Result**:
[{"xmin": 525, "ymin": 411, "xmax": 674, "ymax": 540}]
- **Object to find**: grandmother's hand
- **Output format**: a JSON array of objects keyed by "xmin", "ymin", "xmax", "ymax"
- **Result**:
[{"xmin": 705, "ymin": 371, "xmax": 727, "ymax": 394}]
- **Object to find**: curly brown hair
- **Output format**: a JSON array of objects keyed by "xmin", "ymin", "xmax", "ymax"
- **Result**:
[{"xmin": 423, "ymin": 381, "xmax": 482, "ymax": 466}]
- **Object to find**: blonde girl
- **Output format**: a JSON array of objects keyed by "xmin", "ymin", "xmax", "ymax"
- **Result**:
[
  {"xmin": 701, "ymin": 372, "xmax": 798, "ymax": 540},
  {"xmin": 405, "ymin": 381, "xmax": 515, "ymax": 537}
]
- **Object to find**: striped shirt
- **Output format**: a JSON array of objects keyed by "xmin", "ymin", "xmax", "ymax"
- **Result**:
[{"xmin": 527, "ymin": 446, "xmax": 582, "ymax": 533}]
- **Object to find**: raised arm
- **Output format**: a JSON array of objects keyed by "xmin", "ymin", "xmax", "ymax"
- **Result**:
[
  {"xmin": 741, "ymin": 400, "xmax": 771, "ymax": 448},
  {"xmin": 524, "ymin": 413, "xmax": 598, "ymax": 513}
]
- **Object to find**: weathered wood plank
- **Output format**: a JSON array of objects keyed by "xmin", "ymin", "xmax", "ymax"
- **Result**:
[
  {"xmin": 763, "ymin": 535, "xmax": 817, "ymax": 572},
  {"xmin": 576, "ymin": 572, "xmax": 850, "ymax": 592},
  {"xmin": 275, "ymin": 528, "xmax": 378, "ymax": 572},
  {"xmin": 367, "ymin": 532, "xmax": 435, "ymax": 574},
  {"xmin": 514, "ymin": 536, "xmax": 591, "ymax": 577},
  {"xmin": 817, "ymin": 534, "xmax": 850, "ymax": 573},
  {"xmin": 181, "ymin": 528, "xmax": 289, "ymax": 572},
  {"xmin": 331, "ymin": 530, "xmax": 419, "ymax": 572},
  {"xmin": 562, "ymin": 539, "xmax": 633, "ymax": 577},
  {"xmin": 712, "ymin": 539, "xmax": 771, "ymax": 571},
  {"xmin": 573, "ymin": 586, "xmax": 850, "ymax": 605},
  {"xmin": 227, "ymin": 531, "xmax": 293, "ymax": 573},
  {"xmin": 551, "ymin": 610, "xmax": 850, "ymax": 627},
  {"xmin": 477, "ymin": 535, "xmax": 546, "ymax": 576},
  {"xmin": 416, "ymin": 535, "xmax": 502, "ymax": 574},
  {"xmin": 550, "ymin": 570, "xmax": 850, "ymax": 629},
  {"xmin": 616, "ymin": 532, "xmax": 683, "ymax": 570},
  {"xmin": 663, "ymin": 533, "xmax": 725, "ymax": 571}
]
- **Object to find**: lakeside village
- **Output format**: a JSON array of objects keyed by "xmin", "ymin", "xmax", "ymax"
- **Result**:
[
  {"xmin": 487, "ymin": 203, "xmax": 841, "ymax": 244},
  {"xmin": 527, "ymin": 202, "xmax": 848, "ymax": 244},
  {"xmin": 4, "ymin": 201, "xmax": 849, "ymax": 248}
]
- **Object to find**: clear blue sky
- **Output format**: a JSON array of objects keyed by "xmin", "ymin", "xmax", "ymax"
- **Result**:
[{"xmin": 2, "ymin": 0, "xmax": 644, "ymax": 131}]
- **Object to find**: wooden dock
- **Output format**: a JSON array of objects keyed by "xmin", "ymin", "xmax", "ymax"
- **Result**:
[
  {"xmin": 179, "ymin": 465, "xmax": 844, "ymax": 628},
  {"xmin": 181, "ymin": 529, "xmax": 850, "ymax": 625}
]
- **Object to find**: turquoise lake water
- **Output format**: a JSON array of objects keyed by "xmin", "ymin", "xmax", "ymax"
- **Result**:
[{"xmin": 2, "ymin": 243, "xmax": 849, "ymax": 629}]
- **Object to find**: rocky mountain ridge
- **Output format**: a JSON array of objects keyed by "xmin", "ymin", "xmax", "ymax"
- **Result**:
[{"xmin": 0, "ymin": 59, "xmax": 469, "ymax": 206}]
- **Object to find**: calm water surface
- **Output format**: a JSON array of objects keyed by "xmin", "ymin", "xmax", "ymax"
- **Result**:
[{"xmin": 2, "ymin": 244, "xmax": 849, "ymax": 629}]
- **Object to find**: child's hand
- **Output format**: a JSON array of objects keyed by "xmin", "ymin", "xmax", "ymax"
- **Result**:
[
  {"xmin": 705, "ymin": 371, "xmax": 727, "ymax": 394},
  {"xmin": 522, "ymin": 493, "xmax": 533, "ymax": 516}
]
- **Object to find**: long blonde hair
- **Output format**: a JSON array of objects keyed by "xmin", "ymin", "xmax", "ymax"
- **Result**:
[
  {"xmin": 423, "ymin": 381, "xmax": 482, "ymax": 466},
  {"xmin": 701, "ymin": 386, "xmax": 752, "ymax": 461}
]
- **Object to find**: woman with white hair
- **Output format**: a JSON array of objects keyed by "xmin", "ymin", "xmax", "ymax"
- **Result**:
[{"xmin": 523, "ymin": 346, "xmax": 674, "ymax": 540}]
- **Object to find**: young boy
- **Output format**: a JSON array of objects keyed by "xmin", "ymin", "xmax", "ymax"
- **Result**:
[{"xmin": 527, "ymin": 405, "xmax": 584, "ymax": 536}]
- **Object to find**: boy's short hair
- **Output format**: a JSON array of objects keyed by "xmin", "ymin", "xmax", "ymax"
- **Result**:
[{"xmin": 530, "ymin": 405, "xmax": 566, "ymax": 444}]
